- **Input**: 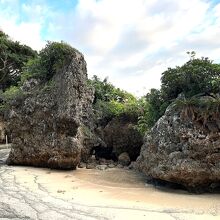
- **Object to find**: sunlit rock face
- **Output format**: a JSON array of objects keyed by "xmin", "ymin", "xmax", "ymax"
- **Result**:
[
  {"xmin": 7, "ymin": 49, "xmax": 94, "ymax": 169},
  {"xmin": 137, "ymin": 97, "xmax": 220, "ymax": 191}
]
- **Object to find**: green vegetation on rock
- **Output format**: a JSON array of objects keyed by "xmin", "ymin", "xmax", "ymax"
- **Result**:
[
  {"xmin": 22, "ymin": 41, "xmax": 79, "ymax": 82},
  {"xmin": 141, "ymin": 53, "xmax": 220, "ymax": 131}
]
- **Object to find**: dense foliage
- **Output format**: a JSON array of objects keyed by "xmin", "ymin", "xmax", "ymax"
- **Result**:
[
  {"xmin": 0, "ymin": 31, "xmax": 37, "ymax": 91},
  {"xmin": 161, "ymin": 57, "xmax": 220, "ymax": 100},
  {"xmin": 141, "ymin": 54, "xmax": 220, "ymax": 129},
  {"xmin": 0, "ymin": 39, "xmax": 76, "ymax": 112},
  {"xmin": 22, "ymin": 41, "xmax": 78, "ymax": 82},
  {"xmin": 89, "ymin": 75, "xmax": 143, "ymax": 123}
]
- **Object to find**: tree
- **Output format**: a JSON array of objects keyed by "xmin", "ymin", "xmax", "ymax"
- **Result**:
[
  {"xmin": 0, "ymin": 30, "xmax": 37, "ymax": 90},
  {"xmin": 90, "ymin": 75, "xmax": 136, "ymax": 104},
  {"xmin": 22, "ymin": 41, "xmax": 79, "ymax": 82},
  {"xmin": 145, "ymin": 89, "xmax": 165, "ymax": 124},
  {"xmin": 140, "ymin": 54, "xmax": 220, "ymax": 132},
  {"xmin": 161, "ymin": 56, "xmax": 220, "ymax": 101},
  {"xmin": 89, "ymin": 75, "xmax": 140, "ymax": 121}
]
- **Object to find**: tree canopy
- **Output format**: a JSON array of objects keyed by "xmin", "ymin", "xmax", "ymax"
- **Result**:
[
  {"xmin": 161, "ymin": 56, "xmax": 220, "ymax": 101},
  {"xmin": 22, "ymin": 41, "xmax": 78, "ymax": 83},
  {"xmin": 0, "ymin": 31, "xmax": 37, "ymax": 90},
  {"xmin": 142, "ymin": 54, "xmax": 220, "ymax": 129},
  {"xmin": 89, "ymin": 75, "xmax": 142, "ymax": 122}
]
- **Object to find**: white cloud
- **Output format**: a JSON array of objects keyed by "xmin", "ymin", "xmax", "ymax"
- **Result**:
[
  {"xmin": 2, "ymin": 21, "xmax": 45, "ymax": 50},
  {"xmin": 48, "ymin": 0, "xmax": 220, "ymax": 96},
  {"xmin": 0, "ymin": 0, "xmax": 47, "ymax": 50},
  {"xmin": 1, "ymin": 0, "xmax": 220, "ymax": 96}
]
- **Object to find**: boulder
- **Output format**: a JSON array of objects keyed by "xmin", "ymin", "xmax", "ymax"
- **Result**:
[
  {"xmin": 118, "ymin": 152, "xmax": 131, "ymax": 166},
  {"xmin": 7, "ymin": 48, "xmax": 94, "ymax": 169},
  {"xmin": 86, "ymin": 163, "xmax": 96, "ymax": 169},
  {"xmin": 96, "ymin": 164, "xmax": 108, "ymax": 170},
  {"xmin": 108, "ymin": 163, "xmax": 115, "ymax": 168},
  {"xmin": 137, "ymin": 98, "xmax": 220, "ymax": 191},
  {"xmin": 78, "ymin": 162, "xmax": 86, "ymax": 168},
  {"xmin": 103, "ymin": 115, "xmax": 143, "ymax": 161}
]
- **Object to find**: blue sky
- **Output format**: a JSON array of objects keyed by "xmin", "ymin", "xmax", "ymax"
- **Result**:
[{"xmin": 1, "ymin": 0, "xmax": 220, "ymax": 96}]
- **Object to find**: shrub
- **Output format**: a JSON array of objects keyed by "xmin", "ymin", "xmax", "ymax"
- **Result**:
[
  {"xmin": 1, "ymin": 86, "xmax": 23, "ymax": 101},
  {"xmin": 90, "ymin": 75, "xmax": 142, "ymax": 122},
  {"xmin": 22, "ymin": 41, "xmax": 78, "ymax": 82}
]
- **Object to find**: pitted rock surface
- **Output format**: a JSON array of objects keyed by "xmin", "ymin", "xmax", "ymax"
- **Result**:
[
  {"xmin": 7, "ymin": 49, "xmax": 94, "ymax": 169},
  {"xmin": 137, "ymin": 98, "xmax": 220, "ymax": 190}
]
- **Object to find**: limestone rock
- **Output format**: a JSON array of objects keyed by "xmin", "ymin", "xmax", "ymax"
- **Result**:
[
  {"xmin": 86, "ymin": 163, "xmax": 96, "ymax": 169},
  {"xmin": 96, "ymin": 165, "xmax": 108, "ymax": 170},
  {"xmin": 128, "ymin": 161, "xmax": 138, "ymax": 170},
  {"xmin": 117, "ymin": 164, "xmax": 124, "ymax": 168},
  {"xmin": 118, "ymin": 152, "xmax": 131, "ymax": 166},
  {"xmin": 78, "ymin": 162, "xmax": 86, "ymax": 168},
  {"xmin": 103, "ymin": 115, "xmax": 143, "ymax": 161},
  {"xmin": 137, "ymin": 97, "xmax": 220, "ymax": 191},
  {"xmin": 7, "ymin": 48, "xmax": 94, "ymax": 170},
  {"xmin": 0, "ymin": 117, "xmax": 6, "ymax": 144},
  {"xmin": 0, "ymin": 148, "xmax": 10, "ymax": 165},
  {"xmin": 108, "ymin": 164, "xmax": 115, "ymax": 168}
]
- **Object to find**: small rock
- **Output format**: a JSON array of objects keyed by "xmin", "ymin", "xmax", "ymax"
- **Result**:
[
  {"xmin": 128, "ymin": 161, "xmax": 137, "ymax": 170},
  {"xmin": 108, "ymin": 164, "xmax": 115, "ymax": 168},
  {"xmin": 86, "ymin": 163, "xmax": 96, "ymax": 169},
  {"xmin": 106, "ymin": 159, "xmax": 114, "ymax": 165},
  {"xmin": 96, "ymin": 165, "xmax": 108, "ymax": 170},
  {"xmin": 78, "ymin": 162, "xmax": 86, "ymax": 168},
  {"xmin": 87, "ymin": 157, "xmax": 97, "ymax": 164},
  {"xmin": 118, "ymin": 152, "xmax": 130, "ymax": 166},
  {"xmin": 114, "ymin": 162, "xmax": 118, "ymax": 166},
  {"xmin": 117, "ymin": 164, "xmax": 124, "ymax": 168},
  {"xmin": 99, "ymin": 158, "xmax": 107, "ymax": 165}
]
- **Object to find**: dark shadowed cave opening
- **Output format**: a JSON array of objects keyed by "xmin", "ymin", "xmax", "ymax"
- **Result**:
[{"xmin": 90, "ymin": 146, "xmax": 118, "ymax": 162}]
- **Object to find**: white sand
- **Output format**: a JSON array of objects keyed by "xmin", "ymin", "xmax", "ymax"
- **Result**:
[{"xmin": 11, "ymin": 166, "xmax": 220, "ymax": 220}]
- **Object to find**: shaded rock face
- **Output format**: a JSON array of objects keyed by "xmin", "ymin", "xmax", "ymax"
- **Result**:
[
  {"xmin": 103, "ymin": 116, "xmax": 143, "ymax": 161},
  {"xmin": 7, "ymin": 50, "xmax": 94, "ymax": 169},
  {"xmin": 0, "ymin": 117, "xmax": 6, "ymax": 144},
  {"xmin": 90, "ymin": 146, "xmax": 117, "ymax": 161},
  {"xmin": 79, "ymin": 126, "xmax": 106, "ymax": 163},
  {"xmin": 137, "ymin": 100, "xmax": 220, "ymax": 191}
]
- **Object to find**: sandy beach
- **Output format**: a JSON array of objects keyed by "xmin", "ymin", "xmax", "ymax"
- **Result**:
[{"xmin": 0, "ymin": 149, "xmax": 219, "ymax": 220}]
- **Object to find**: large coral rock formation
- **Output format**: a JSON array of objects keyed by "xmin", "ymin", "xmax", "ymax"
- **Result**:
[
  {"xmin": 137, "ymin": 98, "xmax": 220, "ymax": 191},
  {"xmin": 7, "ymin": 49, "xmax": 94, "ymax": 169}
]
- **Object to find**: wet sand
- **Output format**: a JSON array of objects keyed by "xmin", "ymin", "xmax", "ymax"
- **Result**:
[{"xmin": 12, "ymin": 166, "xmax": 220, "ymax": 219}]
